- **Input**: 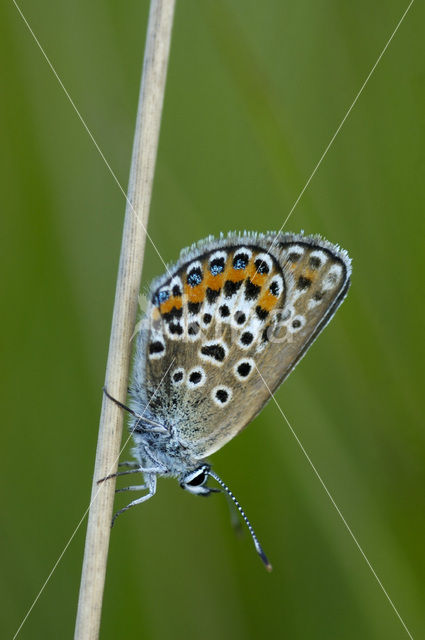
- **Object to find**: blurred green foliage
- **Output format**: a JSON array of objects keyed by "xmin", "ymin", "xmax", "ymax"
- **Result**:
[{"xmin": 1, "ymin": 1, "xmax": 424, "ymax": 639}]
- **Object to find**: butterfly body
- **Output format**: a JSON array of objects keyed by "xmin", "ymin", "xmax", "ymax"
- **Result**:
[{"xmin": 130, "ymin": 419, "xmax": 205, "ymax": 484}]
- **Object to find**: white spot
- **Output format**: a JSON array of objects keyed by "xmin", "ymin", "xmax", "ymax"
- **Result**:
[
  {"xmin": 215, "ymin": 301, "xmax": 233, "ymax": 325},
  {"xmin": 233, "ymin": 358, "xmax": 255, "ymax": 381},
  {"xmin": 171, "ymin": 367, "xmax": 185, "ymax": 385},
  {"xmin": 164, "ymin": 320, "xmax": 184, "ymax": 341},
  {"xmin": 208, "ymin": 250, "xmax": 227, "ymax": 274},
  {"xmin": 288, "ymin": 314, "xmax": 306, "ymax": 333},
  {"xmin": 233, "ymin": 247, "xmax": 253, "ymax": 263},
  {"xmin": 187, "ymin": 260, "xmax": 202, "ymax": 273},
  {"xmin": 212, "ymin": 385, "xmax": 233, "ymax": 407},
  {"xmin": 201, "ymin": 303, "xmax": 216, "ymax": 328},
  {"xmin": 186, "ymin": 261, "xmax": 203, "ymax": 287},
  {"xmin": 269, "ymin": 274, "xmax": 284, "ymax": 298},
  {"xmin": 186, "ymin": 318, "xmax": 202, "ymax": 342},
  {"xmin": 286, "ymin": 245, "xmax": 305, "ymax": 261},
  {"xmin": 322, "ymin": 263, "xmax": 343, "ymax": 291},
  {"xmin": 309, "ymin": 250, "xmax": 327, "ymax": 269},
  {"xmin": 229, "ymin": 296, "xmax": 253, "ymax": 329},
  {"xmin": 254, "ymin": 252, "xmax": 273, "ymax": 274},
  {"xmin": 287, "ymin": 287, "xmax": 305, "ymax": 304},
  {"xmin": 187, "ymin": 367, "xmax": 207, "ymax": 389},
  {"xmin": 307, "ymin": 297, "xmax": 322, "ymax": 310},
  {"xmin": 280, "ymin": 306, "xmax": 293, "ymax": 322},
  {"xmin": 169, "ymin": 275, "xmax": 183, "ymax": 297},
  {"xmin": 238, "ymin": 318, "xmax": 261, "ymax": 349},
  {"xmin": 232, "ymin": 309, "xmax": 248, "ymax": 328}
]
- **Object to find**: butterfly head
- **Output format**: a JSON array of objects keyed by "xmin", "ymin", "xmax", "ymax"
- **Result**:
[{"xmin": 180, "ymin": 464, "xmax": 218, "ymax": 496}]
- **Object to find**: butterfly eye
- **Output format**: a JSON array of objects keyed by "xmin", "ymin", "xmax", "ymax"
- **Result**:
[
  {"xmin": 186, "ymin": 470, "xmax": 206, "ymax": 487},
  {"xmin": 181, "ymin": 465, "xmax": 211, "ymax": 495}
]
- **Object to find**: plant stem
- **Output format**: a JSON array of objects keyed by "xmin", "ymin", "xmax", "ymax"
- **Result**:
[{"xmin": 74, "ymin": 1, "xmax": 176, "ymax": 638}]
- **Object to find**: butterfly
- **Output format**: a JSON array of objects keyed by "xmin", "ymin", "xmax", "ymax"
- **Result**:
[{"xmin": 101, "ymin": 231, "xmax": 351, "ymax": 569}]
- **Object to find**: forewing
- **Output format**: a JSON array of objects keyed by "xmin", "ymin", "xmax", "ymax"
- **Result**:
[{"xmin": 131, "ymin": 232, "xmax": 351, "ymax": 459}]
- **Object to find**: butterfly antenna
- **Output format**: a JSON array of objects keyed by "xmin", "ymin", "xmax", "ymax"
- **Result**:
[
  {"xmin": 103, "ymin": 387, "xmax": 139, "ymax": 417},
  {"xmin": 102, "ymin": 387, "xmax": 166, "ymax": 432},
  {"xmin": 208, "ymin": 469, "xmax": 272, "ymax": 572}
]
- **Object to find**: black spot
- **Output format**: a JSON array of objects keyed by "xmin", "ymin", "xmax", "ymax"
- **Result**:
[
  {"xmin": 245, "ymin": 279, "xmax": 261, "ymax": 300},
  {"xmin": 219, "ymin": 304, "xmax": 230, "ymax": 318},
  {"xmin": 187, "ymin": 267, "xmax": 203, "ymax": 287},
  {"xmin": 172, "ymin": 284, "xmax": 182, "ymax": 296},
  {"xmin": 314, "ymin": 291, "xmax": 324, "ymax": 301},
  {"xmin": 169, "ymin": 323, "xmax": 183, "ymax": 335},
  {"xmin": 237, "ymin": 362, "xmax": 251, "ymax": 377},
  {"xmin": 298, "ymin": 276, "xmax": 312, "ymax": 290},
  {"xmin": 215, "ymin": 388, "xmax": 229, "ymax": 403},
  {"xmin": 234, "ymin": 311, "xmax": 246, "ymax": 325},
  {"xmin": 206, "ymin": 287, "xmax": 220, "ymax": 303},
  {"xmin": 188, "ymin": 322, "xmax": 200, "ymax": 336},
  {"xmin": 210, "ymin": 257, "xmax": 225, "ymax": 275},
  {"xmin": 233, "ymin": 253, "xmax": 249, "ymax": 270},
  {"xmin": 292, "ymin": 319, "xmax": 301, "ymax": 329},
  {"xmin": 149, "ymin": 341, "xmax": 164, "ymax": 354},
  {"xmin": 189, "ymin": 371, "xmax": 202, "ymax": 385},
  {"xmin": 186, "ymin": 470, "xmax": 206, "ymax": 487},
  {"xmin": 201, "ymin": 343, "xmax": 226, "ymax": 362},
  {"xmin": 309, "ymin": 256, "xmax": 321, "ymax": 269},
  {"xmin": 254, "ymin": 257, "xmax": 270, "ymax": 274},
  {"xmin": 172, "ymin": 371, "xmax": 183, "ymax": 382},
  {"xmin": 203, "ymin": 313, "xmax": 212, "ymax": 324},
  {"xmin": 269, "ymin": 281, "xmax": 280, "ymax": 297},
  {"xmin": 288, "ymin": 252, "xmax": 302, "ymax": 262},
  {"xmin": 163, "ymin": 307, "xmax": 183, "ymax": 322},
  {"xmin": 224, "ymin": 279, "xmax": 242, "ymax": 297},
  {"xmin": 255, "ymin": 305, "xmax": 269, "ymax": 321},
  {"xmin": 241, "ymin": 331, "xmax": 254, "ymax": 346},
  {"xmin": 188, "ymin": 301, "xmax": 201, "ymax": 315},
  {"xmin": 262, "ymin": 327, "xmax": 270, "ymax": 343}
]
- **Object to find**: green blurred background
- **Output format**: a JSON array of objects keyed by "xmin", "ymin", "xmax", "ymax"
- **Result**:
[{"xmin": 1, "ymin": 1, "xmax": 424, "ymax": 638}]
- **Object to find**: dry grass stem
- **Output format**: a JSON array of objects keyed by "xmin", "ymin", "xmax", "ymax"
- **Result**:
[{"xmin": 74, "ymin": 1, "xmax": 176, "ymax": 638}]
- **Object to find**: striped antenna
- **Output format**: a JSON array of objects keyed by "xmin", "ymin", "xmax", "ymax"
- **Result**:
[{"xmin": 208, "ymin": 469, "xmax": 272, "ymax": 571}]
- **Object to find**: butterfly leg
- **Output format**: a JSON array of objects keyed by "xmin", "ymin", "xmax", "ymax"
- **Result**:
[
  {"xmin": 139, "ymin": 446, "xmax": 168, "ymax": 474},
  {"xmin": 97, "ymin": 468, "xmax": 142, "ymax": 484},
  {"xmin": 111, "ymin": 474, "xmax": 157, "ymax": 527},
  {"xmin": 118, "ymin": 461, "xmax": 139, "ymax": 468},
  {"xmin": 139, "ymin": 466, "xmax": 165, "ymax": 474},
  {"xmin": 115, "ymin": 484, "xmax": 147, "ymax": 493}
]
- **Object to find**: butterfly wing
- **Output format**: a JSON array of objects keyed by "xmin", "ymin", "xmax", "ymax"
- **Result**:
[{"xmin": 130, "ymin": 232, "xmax": 351, "ymax": 459}]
